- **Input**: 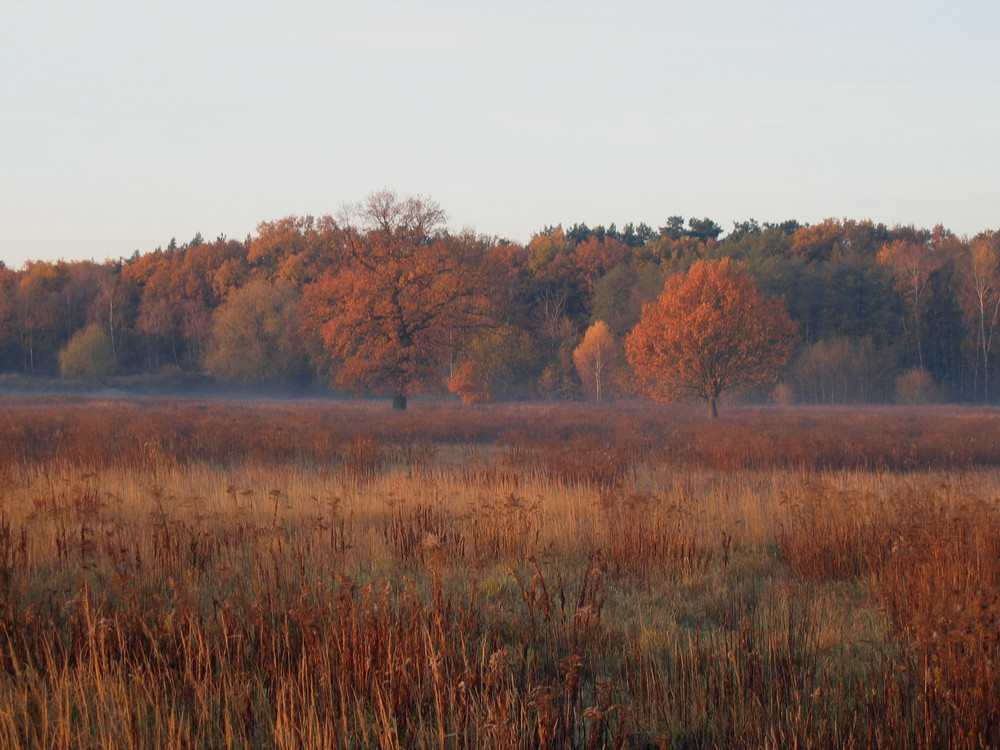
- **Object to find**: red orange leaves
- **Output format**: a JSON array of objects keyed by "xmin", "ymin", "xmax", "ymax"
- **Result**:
[
  {"xmin": 305, "ymin": 192, "xmax": 491, "ymax": 409},
  {"xmin": 625, "ymin": 259, "xmax": 798, "ymax": 417}
]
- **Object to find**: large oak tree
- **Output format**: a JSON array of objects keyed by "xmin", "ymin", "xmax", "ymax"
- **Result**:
[
  {"xmin": 625, "ymin": 259, "xmax": 798, "ymax": 417},
  {"xmin": 306, "ymin": 191, "xmax": 492, "ymax": 410}
]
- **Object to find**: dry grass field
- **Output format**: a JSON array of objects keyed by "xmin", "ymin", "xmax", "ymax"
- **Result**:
[{"xmin": 0, "ymin": 397, "xmax": 997, "ymax": 748}]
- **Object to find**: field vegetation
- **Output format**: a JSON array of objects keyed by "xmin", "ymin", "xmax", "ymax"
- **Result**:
[{"xmin": 0, "ymin": 397, "xmax": 997, "ymax": 748}]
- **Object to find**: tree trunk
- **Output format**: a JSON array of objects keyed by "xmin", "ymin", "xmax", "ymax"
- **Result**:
[
  {"xmin": 392, "ymin": 392, "xmax": 407, "ymax": 411},
  {"xmin": 707, "ymin": 393, "xmax": 719, "ymax": 419}
]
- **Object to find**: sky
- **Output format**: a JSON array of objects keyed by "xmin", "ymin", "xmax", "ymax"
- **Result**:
[{"xmin": 1, "ymin": 0, "xmax": 998, "ymax": 268}]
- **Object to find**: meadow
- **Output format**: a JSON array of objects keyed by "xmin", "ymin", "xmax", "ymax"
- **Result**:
[{"xmin": 0, "ymin": 397, "xmax": 997, "ymax": 749}]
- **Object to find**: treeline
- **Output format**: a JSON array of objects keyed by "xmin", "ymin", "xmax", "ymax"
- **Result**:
[{"xmin": 3, "ymin": 195, "xmax": 999, "ymax": 404}]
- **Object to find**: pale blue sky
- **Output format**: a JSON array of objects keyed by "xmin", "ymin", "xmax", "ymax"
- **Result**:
[{"xmin": 2, "ymin": 0, "xmax": 997, "ymax": 267}]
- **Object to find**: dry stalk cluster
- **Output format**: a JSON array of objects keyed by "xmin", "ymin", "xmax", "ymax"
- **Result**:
[{"xmin": 0, "ymin": 398, "xmax": 996, "ymax": 747}]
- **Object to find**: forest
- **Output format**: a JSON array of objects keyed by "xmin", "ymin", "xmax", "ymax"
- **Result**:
[{"xmin": 4, "ymin": 190, "xmax": 999, "ymax": 406}]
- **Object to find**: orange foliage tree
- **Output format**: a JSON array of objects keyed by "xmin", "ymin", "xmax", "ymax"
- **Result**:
[
  {"xmin": 790, "ymin": 218, "xmax": 846, "ymax": 262},
  {"xmin": 248, "ymin": 215, "xmax": 341, "ymax": 285},
  {"xmin": 625, "ymin": 259, "xmax": 798, "ymax": 417},
  {"xmin": 15, "ymin": 261, "xmax": 63, "ymax": 374},
  {"xmin": 306, "ymin": 191, "xmax": 492, "ymax": 410},
  {"xmin": 123, "ymin": 239, "xmax": 245, "ymax": 370},
  {"xmin": 447, "ymin": 361, "xmax": 492, "ymax": 405},
  {"xmin": 573, "ymin": 320, "xmax": 621, "ymax": 402},
  {"xmin": 571, "ymin": 236, "xmax": 629, "ymax": 294}
]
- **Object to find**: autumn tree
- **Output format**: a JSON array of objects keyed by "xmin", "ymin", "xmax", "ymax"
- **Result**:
[
  {"xmin": 89, "ymin": 263, "xmax": 127, "ymax": 363},
  {"xmin": 59, "ymin": 261, "xmax": 103, "ymax": 342},
  {"xmin": 15, "ymin": 261, "xmax": 63, "ymax": 374},
  {"xmin": 877, "ymin": 226, "xmax": 955, "ymax": 368},
  {"xmin": 449, "ymin": 323, "xmax": 538, "ymax": 404},
  {"xmin": 526, "ymin": 227, "xmax": 573, "ymax": 275},
  {"xmin": 573, "ymin": 320, "xmax": 621, "ymax": 402},
  {"xmin": 204, "ymin": 280, "xmax": 308, "ymax": 387},
  {"xmin": 121, "ymin": 249, "xmax": 176, "ymax": 369},
  {"xmin": 895, "ymin": 367, "xmax": 939, "ymax": 404},
  {"xmin": 447, "ymin": 361, "xmax": 492, "ymax": 405},
  {"xmin": 790, "ymin": 219, "xmax": 847, "ymax": 263},
  {"xmin": 570, "ymin": 236, "xmax": 629, "ymax": 294},
  {"xmin": 58, "ymin": 323, "xmax": 115, "ymax": 381},
  {"xmin": 305, "ymin": 191, "xmax": 492, "ymax": 410},
  {"xmin": 248, "ymin": 215, "xmax": 341, "ymax": 285},
  {"xmin": 954, "ymin": 231, "xmax": 1000, "ymax": 400},
  {"xmin": 591, "ymin": 262, "xmax": 664, "ymax": 338},
  {"xmin": 174, "ymin": 240, "xmax": 248, "ymax": 364},
  {"xmin": 0, "ymin": 266, "xmax": 19, "ymax": 369},
  {"xmin": 626, "ymin": 259, "xmax": 798, "ymax": 417},
  {"xmin": 124, "ymin": 239, "xmax": 246, "ymax": 370}
]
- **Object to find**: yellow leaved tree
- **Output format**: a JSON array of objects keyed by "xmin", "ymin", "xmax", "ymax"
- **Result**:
[{"xmin": 572, "ymin": 320, "xmax": 622, "ymax": 403}]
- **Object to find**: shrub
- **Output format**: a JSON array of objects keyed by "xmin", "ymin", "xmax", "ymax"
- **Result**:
[
  {"xmin": 772, "ymin": 381, "xmax": 796, "ymax": 406},
  {"xmin": 58, "ymin": 324, "xmax": 116, "ymax": 381},
  {"xmin": 895, "ymin": 367, "xmax": 938, "ymax": 404}
]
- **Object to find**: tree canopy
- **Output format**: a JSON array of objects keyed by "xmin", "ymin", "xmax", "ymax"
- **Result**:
[
  {"xmin": 573, "ymin": 321, "xmax": 621, "ymax": 403},
  {"xmin": 58, "ymin": 323, "xmax": 116, "ymax": 381},
  {"xmin": 204, "ymin": 280, "xmax": 307, "ymax": 387},
  {"xmin": 5, "ymin": 197, "xmax": 1000, "ymax": 408},
  {"xmin": 625, "ymin": 259, "xmax": 798, "ymax": 417},
  {"xmin": 305, "ymin": 191, "xmax": 492, "ymax": 410}
]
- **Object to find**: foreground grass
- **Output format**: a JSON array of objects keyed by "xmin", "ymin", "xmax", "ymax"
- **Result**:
[{"xmin": 0, "ymin": 399, "xmax": 997, "ymax": 748}]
